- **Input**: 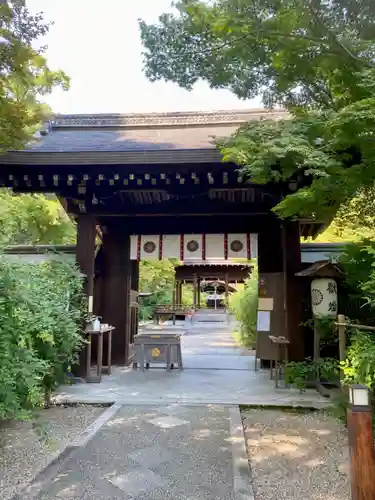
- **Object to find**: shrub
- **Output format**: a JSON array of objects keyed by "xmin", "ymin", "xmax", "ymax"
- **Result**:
[
  {"xmin": 229, "ymin": 270, "xmax": 258, "ymax": 347},
  {"xmin": 331, "ymin": 328, "xmax": 375, "ymax": 423},
  {"xmin": 340, "ymin": 240, "xmax": 375, "ymax": 318},
  {"xmin": 284, "ymin": 357, "xmax": 339, "ymax": 392},
  {"xmin": 341, "ymin": 328, "xmax": 375, "ymax": 390},
  {"xmin": 0, "ymin": 254, "xmax": 84, "ymax": 419}
]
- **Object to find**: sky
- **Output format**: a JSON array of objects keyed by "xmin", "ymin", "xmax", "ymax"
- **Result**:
[{"xmin": 28, "ymin": 0, "xmax": 260, "ymax": 114}]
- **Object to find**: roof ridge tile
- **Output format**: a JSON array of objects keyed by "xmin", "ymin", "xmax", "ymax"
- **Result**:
[{"xmin": 51, "ymin": 108, "xmax": 287, "ymax": 129}]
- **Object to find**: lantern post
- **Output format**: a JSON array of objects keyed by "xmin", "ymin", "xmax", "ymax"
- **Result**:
[{"xmin": 347, "ymin": 384, "xmax": 375, "ymax": 500}]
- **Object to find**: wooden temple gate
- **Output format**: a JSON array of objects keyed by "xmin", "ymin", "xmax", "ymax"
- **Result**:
[
  {"xmin": 154, "ymin": 259, "xmax": 252, "ymax": 323},
  {"xmin": 174, "ymin": 260, "xmax": 252, "ymax": 310},
  {"xmin": 0, "ymin": 110, "xmax": 324, "ymax": 373}
]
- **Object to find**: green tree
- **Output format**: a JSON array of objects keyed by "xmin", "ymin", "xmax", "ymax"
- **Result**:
[
  {"xmin": 139, "ymin": 1, "xmax": 375, "ymax": 224},
  {"xmin": 138, "ymin": 260, "xmax": 194, "ymax": 319},
  {"xmin": 313, "ymin": 211, "xmax": 375, "ymax": 243},
  {"xmin": 139, "ymin": 259, "xmax": 176, "ymax": 295},
  {"xmin": 0, "ymin": 1, "xmax": 69, "ymax": 151},
  {"xmin": 140, "ymin": 0, "xmax": 374, "ymax": 108},
  {"xmin": 229, "ymin": 270, "xmax": 258, "ymax": 348},
  {"xmin": 218, "ymin": 99, "xmax": 375, "ymax": 222},
  {"xmin": 138, "ymin": 260, "xmax": 176, "ymax": 319},
  {"xmin": 340, "ymin": 240, "xmax": 375, "ymax": 307},
  {"xmin": 0, "ymin": 255, "xmax": 84, "ymax": 419},
  {"xmin": 0, "ymin": 190, "xmax": 76, "ymax": 246}
]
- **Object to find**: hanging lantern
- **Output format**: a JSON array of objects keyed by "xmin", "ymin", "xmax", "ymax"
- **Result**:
[{"xmin": 311, "ymin": 278, "xmax": 338, "ymax": 317}]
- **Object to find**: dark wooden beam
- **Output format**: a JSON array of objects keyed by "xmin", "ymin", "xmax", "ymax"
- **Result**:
[
  {"xmin": 282, "ymin": 221, "xmax": 304, "ymax": 361},
  {"xmin": 99, "ymin": 214, "xmax": 279, "ymax": 235},
  {"xmin": 130, "ymin": 260, "xmax": 140, "ymax": 343},
  {"xmin": 67, "ymin": 205, "xmax": 272, "ymax": 217},
  {"xmin": 99, "ymin": 230, "xmax": 131, "ymax": 365},
  {"xmin": 257, "ymin": 222, "xmax": 304, "ymax": 362},
  {"xmin": 175, "ymin": 267, "xmax": 250, "ymax": 281},
  {"xmin": 73, "ymin": 214, "xmax": 96, "ymax": 377}
]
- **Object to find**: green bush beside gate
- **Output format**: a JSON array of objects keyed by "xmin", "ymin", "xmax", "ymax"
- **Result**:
[
  {"xmin": 229, "ymin": 270, "xmax": 258, "ymax": 348},
  {"xmin": 0, "ymin": 255, "xmax": 84, "ymax": 420}
]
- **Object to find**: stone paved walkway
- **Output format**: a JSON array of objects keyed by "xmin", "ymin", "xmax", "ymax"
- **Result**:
[
  {"xmin": 55, "ymin": 320, "xmax": 328, "ymax": 408},
  {"xmin": 16, "ymin": 320, "xmax": 335, "ymax": 499},
  {"xmin": 32, "ymin": 404, "xmax": 249, "ymax": 500}
]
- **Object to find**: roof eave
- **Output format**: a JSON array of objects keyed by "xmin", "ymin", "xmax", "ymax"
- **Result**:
[{"xmin": 0, "ymin": 148, "xmax": 223, "ymax": 166}]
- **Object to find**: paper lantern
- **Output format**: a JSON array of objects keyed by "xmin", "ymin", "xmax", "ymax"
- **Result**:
[{"xmin": 311, "ymin": 278, "xmax": 338, "ymax": 317}]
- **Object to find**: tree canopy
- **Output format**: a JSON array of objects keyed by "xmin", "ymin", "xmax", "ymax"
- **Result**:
[
  {"xmin": 0, "ymin": 190, "xmax": 76, "ymax": 247},
  {"xmin": 0, "ymin": 1, "xmax": 69, "ymax": 151},
  {"xmin": 0, "ymin": 3, "xmax": 74, "ymax": 245},
  {"xmin": 140, "ymin": 0, "xmax": 375, "ymax": 223}
]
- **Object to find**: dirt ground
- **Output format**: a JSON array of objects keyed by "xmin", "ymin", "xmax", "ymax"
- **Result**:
[
  {"xmin": 0, "ymin": 404, "xmax": 105, "ymax": 500},
  {"xmin": 242, "ymin": 408, "xmax": 350, "ymax": 500}
]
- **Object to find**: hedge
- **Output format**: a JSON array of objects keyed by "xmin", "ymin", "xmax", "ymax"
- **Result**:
[{"xmin": 0, "ymin": 254, "xmax": 84, "ymax": 420}]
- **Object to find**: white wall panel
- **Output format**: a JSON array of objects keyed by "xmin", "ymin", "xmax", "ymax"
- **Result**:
[
  {"xmin": 130, "ymin": 235, "xmax": 138, "ymax": 260},
  {"xmin": 163, "ymin": 235, "xmax": 181, "ymax": 259},
  {"xmin": 183, "ymin": 234, "xmax": 203, "ymax": 260},
  {"xmin": 205, "ymin": 234, "xmax": 224, "ymax": 259},
  {"xmin": 227, "ymin": 233, "xmax": 248, "ymax": 259},
  {"xmin": 140, "ymin": 235, "xmax": 160, "ymax": 260},
  {"xmin": 250, "ymin": 233, "xmax": 258, "ymax": 260},
  {"xmin": 129, "ymin": 233, "xmax": 257, "ymax": 260}
]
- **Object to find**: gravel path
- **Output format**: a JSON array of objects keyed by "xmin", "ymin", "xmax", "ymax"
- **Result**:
[
  {"xmin": 242, "ymin": 409, "xmax": 350, "ymax": 500},
  {"xmin": 0, "ymin": 404, "xmax": 105, "ymax": 500}
]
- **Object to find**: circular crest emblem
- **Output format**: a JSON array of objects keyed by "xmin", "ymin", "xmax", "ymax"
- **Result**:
[
  {"xmin": 311, "ymin": 288, "xmax": 324, "ymax": 306},
  {"xmin": 230, "ymin": 240, "xmax": 244, "ymax": 252},
  {"xmin": 143, "ymin": 241, "xmax": 156, "ymax": 254},
  {"xmin": 187, "ymin": 239, "xmax": 199, "ymax": 252},
  {"xmin": 151, "ymin": 348, "xmax": 161, "ymax": 358}
]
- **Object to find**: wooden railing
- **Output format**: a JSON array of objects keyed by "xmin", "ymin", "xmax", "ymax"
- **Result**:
[
  {"xmin": 154, "ymin": 304, "xmax": 194, "ymax": 314},
  {"xmin": 153, "ymin": 304, "xmax": 194, "ymax": 324}
]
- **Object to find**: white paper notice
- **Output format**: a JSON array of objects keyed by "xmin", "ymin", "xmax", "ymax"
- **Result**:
[
  {"xmin": 257, "ymin": 310, "xmax": 271, "ymax": 332},
  {"xmin": 88, "ymin": 295, "xmax": 93, "ymax": 314},
  {"xmin": 258, "ymin": 297, "xmax": 274, "ymax": 311}
]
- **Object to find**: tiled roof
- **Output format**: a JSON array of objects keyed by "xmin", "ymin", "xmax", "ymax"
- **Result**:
[
  {"xmin": 27, "ymin": 125, "xmax": 240, "ymax": 152},
  {"xmin": 0, "ymin": 109, "xmax": 288, "ymax": 165},
  {"xmin": 300, "ymin": 243, "xmax": 345, "ymax": 263},
  {"xmin": 25, "ymin": 109, "xmax": 287, "ymax": 153},
  {"xmin": 295, "ymin": 260, "xmax": 344, "ymax": 277}
]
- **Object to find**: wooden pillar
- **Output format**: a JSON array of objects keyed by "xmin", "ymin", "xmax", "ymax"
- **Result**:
[
  {"xmin": 257, "ymin": 220, "xmax": 303, "ymax": 362},
  {"xmin": 130, "ymin": 260, "xmax": 139, "ymax": 343},
  {"xmin": 282, "ymin": 221, "xmax": 303, "ymax": 361},
  {"xmin": 176, "ymin": 280, "xmax": 183, "ymax": 305},
  {"xmin": 197, "ymin": 279, "xmax": 201, "ymax": 308},
  {"xmin": 337, "ymin": 314, "xmax": 346, "ymax": 383},
  {"xmin": 224, "ymin": 272, "xmax": 229, "ymax": 310},
  {"xmin": 93, "ymin": 247, "xmax": 103, "ymax": 316},
  {"xmin": 174, "ymin": 281, "xmax": 178, "ymax": 306},
  {"xmin": 74, "ymin": 214, "xmax": 96, "ymax": 377},
  {"xmin": 193, "ymin": 274, "xmax": 198, "ymax": 309},
  {"xmin": 76, "ymin": 215, "xmax": 97, "ymax": 310},
  {"xmin": 172, "ymin": 282, "xmax": 176, "ymax": 308},
  {"xmin": 100, "ymin": 229, "xmax": 131, "ymax": 365},
  {"xmin": 347, "ymin": 399, "xmax": 375, "ymax": 500},
  {"xmin": 172, "ymin": 280, "xmax": 177, "ymax": 324}
]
